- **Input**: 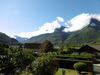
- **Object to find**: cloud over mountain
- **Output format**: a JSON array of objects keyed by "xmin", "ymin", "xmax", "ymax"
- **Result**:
[
  {"xmin": 11, "ymin": 20, "xmax": 61, "ymax": 38},
  {"xmin": 64, "ymin": 13, "xmax": 100, "ymax": 32},
  {"xmin": 10, "ymin": 13, "xmax": 100, "ymax": 38}
]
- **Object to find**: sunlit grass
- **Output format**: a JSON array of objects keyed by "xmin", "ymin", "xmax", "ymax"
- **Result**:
[
  {"xmin": 20, "ymin": 68, "xmax": 92, "ymax": 75},
  {"xmin": 55, "ymin": 68, "xmax": 80, "ymax": 75},
  {"xmin": 55, "ymin": 68, "xmax": 93, "ymax": 75}
]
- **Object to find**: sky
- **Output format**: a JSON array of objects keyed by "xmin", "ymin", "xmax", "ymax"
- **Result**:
[{"xmin": 0, "ymin": 0, "xmax": 100, "ymax": 38}]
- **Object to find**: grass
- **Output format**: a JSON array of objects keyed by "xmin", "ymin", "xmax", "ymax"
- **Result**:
[
  {"xmin": 55, "ymin": 68, "xmax": 93, "ymax": 75},
  {"xmin": 55, "ymin": 68, "xmax": 80, "ymax": 75},
  {"xmin": 20, "ymin": 68, "xmax": 80, "ymax": 75},
  {"xmin": 20, "ymin": 68, "xmax": 93, "ymax": 75}
]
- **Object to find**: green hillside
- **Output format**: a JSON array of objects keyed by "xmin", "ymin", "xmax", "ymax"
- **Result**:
[
  {"xmin": 23, "ymin": 26, "xmax": 70, "ymax": 45},
  {"xmin": 23, "ymin": 18, "xmax": 100, "ymax": 45},
  {"xmin": 0, "ymin": 32, "xmax": 20, "ymax": 45},
  {"xmin": 64, "ymin": 19, "xmax": 100, "ymax": 45}
]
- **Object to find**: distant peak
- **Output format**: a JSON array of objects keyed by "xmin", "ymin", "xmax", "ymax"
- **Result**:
[
  {"xmin": 89, "ymin": 18, "xmax": 100, "ymax": 27},
  {"xmin": 54, "ymin": 26, "xmax": 66, "ymax": 32}
]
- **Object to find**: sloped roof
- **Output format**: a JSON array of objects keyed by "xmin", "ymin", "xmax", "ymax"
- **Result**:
[
  {"xmin": 76, "ymin": 45, "xmax": 100, "ymax": 52},
  {"xmin": 89, "ymin": 45, "xmax": 100, "ymax": 52},
  {"xmin": 24, "ymin": 43, "xmax": 41, "ymax": 49}
]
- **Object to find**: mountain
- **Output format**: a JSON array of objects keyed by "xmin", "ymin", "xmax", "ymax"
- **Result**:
[
  {"xmin": 64, "ymin": 18, "xmax": 100, "ymax": 45},
  {"xmin": 22, "ymin": 18, "xmax": 100, "ymax": 45},
  {"xmin": 23, "ymin": 26, "xmax": 70, "ymax": 45},
  {"xmin": 14, "ymin": 35, "xmax": 28, "ymax": 42},
  {"xmin": 0, "ymin": 32, "xmax": 21, "ymax": 45}
]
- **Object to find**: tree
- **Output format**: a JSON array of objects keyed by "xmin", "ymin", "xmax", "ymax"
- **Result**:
[
  {"xmin": 0, "ymin": 44, "xmax": 16, "ymax": 74},
  {"xmin": 31, "ymin": 55, "xmax": 59, "ymax": 75},
  {"xmin": 39, "ymin": 40, "xmax": 53, "ymax": 53},
  {"xmin": 0, "ymin": 43, "xmax": 35, "ymax": 74}
]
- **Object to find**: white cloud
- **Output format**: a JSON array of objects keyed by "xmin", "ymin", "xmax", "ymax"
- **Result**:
[
  {"xmin": 64, "ymin": 23, "xmax": 70, "ymax": 28},
  {"xmin": 91, "ymin": 14, "xmax": 100, "ymax": 21},
  {"xmin": 64, "ymin": 13, "xmax": 100, "ymax": 32},
  {"xmin": 57, "ymin": 16, "xmax": 64, "ymax": 22},
  {"xmin": 11, "ymin": 20, "xmax": 61, "ymax": 38},
  {"xmin": 10, "ymin": 35, "xmax": 16, "ymax": 39},
  {"xmin": 10, "ymin": 13, "xmax": 100, "ymax": 38}
]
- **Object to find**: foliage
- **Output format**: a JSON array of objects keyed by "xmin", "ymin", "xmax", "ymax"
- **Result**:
[
  {"xmin": 62, "ymin": 47, "xmax": 76, "ymax": 54},
  {"xmin": 0, "ymin": 43, "xmax": 35, "ymax": 74},
  {"xmin": 73, "ymin": 62, "xmax": 87, "ymax": 73},
  {"xmin": 31, "ymin": 55, "xmax": 59, "ymax": 75},
  {"xmin": 47, "ymin": 52, "xmax": 58, "ymax": 56},
  {"xmin": 80, "ymin": 52, "xmax": 95, "ymax": 58},
  {"xmin": 39, "ymin": 40, "xmax": 53, "ymax": 53},
  {"xmin": 46, "ymin": 51, "xmax": 94, "ymax": 58}
]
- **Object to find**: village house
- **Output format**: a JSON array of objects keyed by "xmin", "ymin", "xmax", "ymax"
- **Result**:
[{"xmin": 76, "ymin": 45, "xmax": 100, "ymax": 58}]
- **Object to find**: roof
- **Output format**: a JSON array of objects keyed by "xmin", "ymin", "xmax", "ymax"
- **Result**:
[
  {"xmin": 24, "ymin": 43, "xmax": 41, "ymax": 49},
  {"xmin": 89, "ymin": 45, "xmax": 100, "ymax": 52},
  {"xmin": 76, "ymin": 45, "xmax": 100, "ymax": 52}
]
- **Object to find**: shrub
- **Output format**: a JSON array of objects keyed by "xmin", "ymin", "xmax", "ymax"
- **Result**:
[
  {"xmin": 31, "ymin": 55, "xmax": 59, "ymax": 75},
  {"xmin": 73, "ymin": 62, "xmax": 87, "ymax": 74},
  {"xmin": 47, "ymin": 52, "xmax": 58, "ymax": 56}
]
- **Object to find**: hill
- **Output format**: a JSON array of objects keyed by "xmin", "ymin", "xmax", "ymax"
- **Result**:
[
  {"xmin": 0, "ymin": 32, "xmax": 21, "ymax": 45},
  {"xmin": 23, "ymin": 26, "xmax": 70, "ymax": 45},
  {"xmin": 64, "ymin": 18, "xmax": 100, "ymax": 45},
  {"xmin": 21, "ymin": 18, "xmax": 100, "ymax": 45}
]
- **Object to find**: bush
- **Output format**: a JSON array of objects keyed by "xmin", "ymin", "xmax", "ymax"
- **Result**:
[
  {"xmin": 73, "ymin": 62, "xmax": 87, "ymax": 74},
  {"xmin": 31, "ymin": 55, "xmax": 59, "ymax": 75},
  {"xmin": 47, "ymin": 52, "xmax": 58, "ymax": 56}
]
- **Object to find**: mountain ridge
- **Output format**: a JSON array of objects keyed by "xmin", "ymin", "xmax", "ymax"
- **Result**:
[
  {"xmin": 17, "ymin": 18, "xmax": 100, "ymax": 45},
  {"xmin": 23, "ymin": 26, "xmax": 70, "ymax": 45},
  {"xmin": 0, "ymin": 32, "xmax": 20, "ymax": 45},
  {"xmin": 64, "ymin": 18, "xmax": 100, "ymax": 45}
]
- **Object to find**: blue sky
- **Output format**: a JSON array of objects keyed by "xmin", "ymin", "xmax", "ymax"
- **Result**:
[{"xmin": 0, "ymin": 0, "xmax": 100, "ymax": 38}]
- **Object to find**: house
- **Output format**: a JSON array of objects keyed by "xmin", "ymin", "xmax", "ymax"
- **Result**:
[
  {"xmin": 76, "ymin": 45, "xmax": 100, "ymax": 58},
  {"xmin": 24, "ymin": 43, "xmax": 41, "ymax": 49}
]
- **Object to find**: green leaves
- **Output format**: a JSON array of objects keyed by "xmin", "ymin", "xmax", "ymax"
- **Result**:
[
  {"xmin": 0, "ymin": 43, "xmax": 35, "ymax": 74},
  {"xmin": 73, "ymin": 62, "xmax": 87, "ymax": 73},
  {"xmin": 31, "ymin": 55, "xmax": 59, "ymax": 75}
]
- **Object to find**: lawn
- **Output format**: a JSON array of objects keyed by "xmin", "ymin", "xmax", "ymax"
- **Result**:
[
  {"xmin": 55, "ymin": 68, "xmax": 80, "ymax": 75},
  {"xmin": 20, "ymin": 68, "xmax": 92, "ymax": 75},
  {"xmin": 20, "ymin": 68, "xmax": 80, "ymax": 75},
  {"xmin": 55, "ymin": 68, "xmax": 93, "ymax": 75}
]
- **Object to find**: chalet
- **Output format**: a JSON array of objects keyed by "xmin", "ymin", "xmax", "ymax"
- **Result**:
[
  {"xmin": 24, "ymin": 43, "xmax": 41, "ymax": 49},
  {"xmin": 76, "ymin": 45, "xmax": 100, "ymax": 58}
]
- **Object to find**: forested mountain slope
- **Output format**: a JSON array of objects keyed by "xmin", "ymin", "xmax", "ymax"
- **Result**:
[{"xmin": 0, "ymin": 32, "xmax": 20, "ymax": 45}]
